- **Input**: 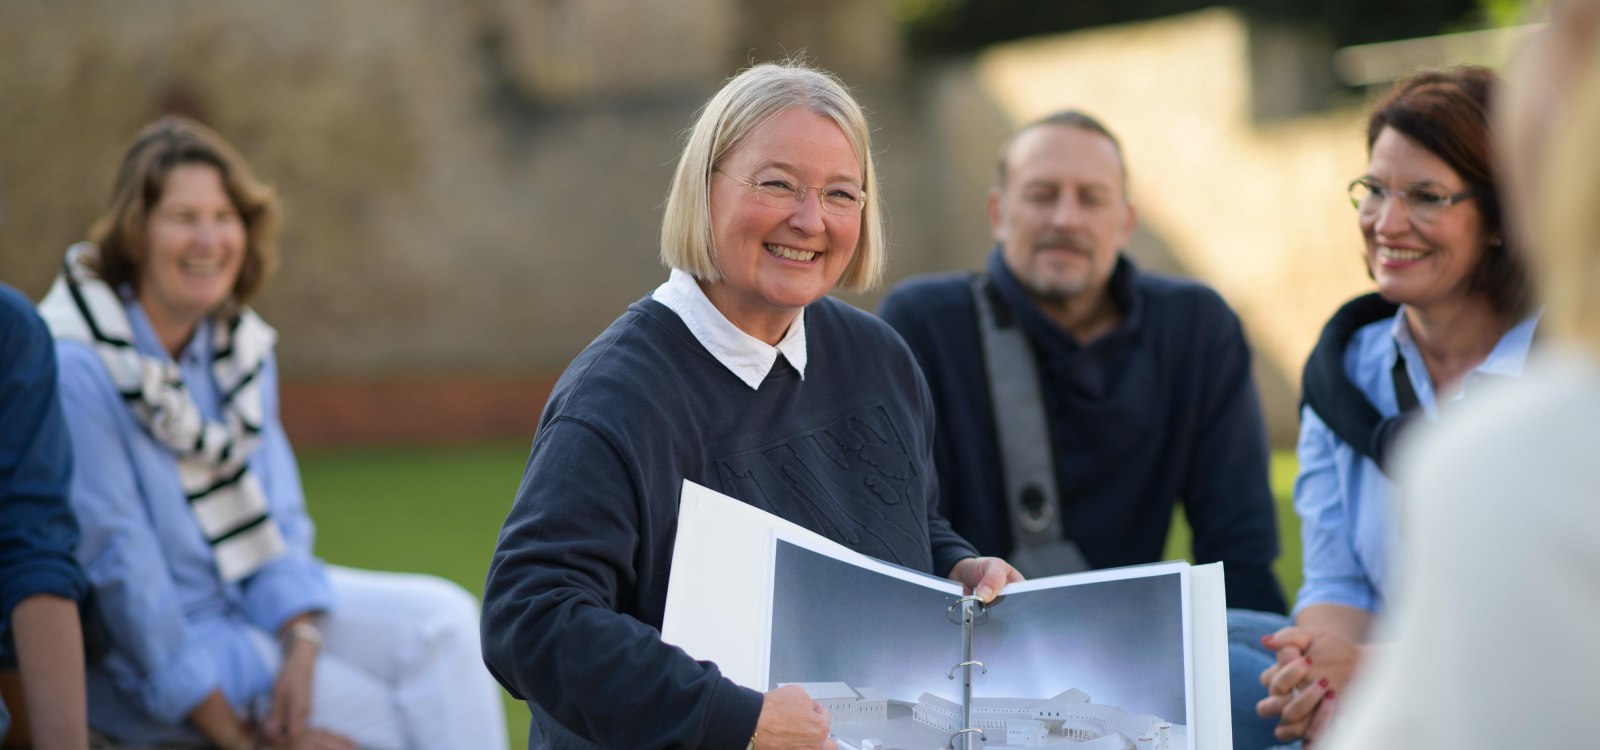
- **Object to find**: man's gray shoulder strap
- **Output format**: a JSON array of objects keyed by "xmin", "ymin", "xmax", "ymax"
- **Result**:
[{"xmin": 969, "ymin": 274, "xmax": 1088, "ymax": 577}]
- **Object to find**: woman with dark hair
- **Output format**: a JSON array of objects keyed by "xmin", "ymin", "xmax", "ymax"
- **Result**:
[
  {"xmin": 1253, "ymin": 67, "xmax": 1540, "ymax": 745},
  {"xmin": 37, "ymin": 117, "xmax": 507, "ymax": 750},
  {"xmin": 1320, "ymin": 4, "xmax": 1600, "ymax": 747}
]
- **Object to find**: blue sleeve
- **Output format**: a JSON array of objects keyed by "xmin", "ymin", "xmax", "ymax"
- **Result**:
[
  {"xmin": 237, "ymin": 355, "xmax": 333, "ymax": 633},
  {"xmin": 1180, "ymin": 303, "xmax": 1287, "ymax": 613},
  {"xmin": 0, "ymin": 294, "xmax": 88, "ymax": 628},
  {"xmin": 481, "ymin": 417, "xmax": 763, "ymax": 750},
  {"xmin": 55, "ymin": 344, "xmax": 219, "ymax": 723},
  {"xmin": 1292, "ymin": 406, "xmax": 1378, "ymax": 614}
]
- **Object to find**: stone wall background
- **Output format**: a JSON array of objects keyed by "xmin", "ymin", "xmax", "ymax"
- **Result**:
[{"xmin": 1, "ymin": 2, "xmax": 1433, "ymax": 445}]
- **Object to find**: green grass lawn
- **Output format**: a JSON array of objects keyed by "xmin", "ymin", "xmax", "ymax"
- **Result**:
[
  {"xmin": 1162, "ymin": 451, "xmax": 1304, "ymax": 602},
  {"xmin": 296, "ymin": 441, "xmax": 534, "ymax": 750},
  {"xmin": 298, "ymin": 442, "xmax": 1303, "ymax": 750}
]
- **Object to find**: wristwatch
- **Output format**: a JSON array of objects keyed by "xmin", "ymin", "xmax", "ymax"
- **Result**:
[
  {"xmin": 282, "ymin": 620, "xmax": 324, "ymax": 653},
  {"xmin": 746, "ymin": 731, "xmax": 757, "ymax": 750}
]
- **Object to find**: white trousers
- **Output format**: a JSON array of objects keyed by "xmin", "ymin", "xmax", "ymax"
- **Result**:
[{"xmin": 250, "ymin": 566, "xmax": 508, "ymax": 750}]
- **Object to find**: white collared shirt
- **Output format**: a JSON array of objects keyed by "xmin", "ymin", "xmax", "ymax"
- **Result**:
[{"xmin": 651, "ymin": 268, "xmax": 807, "ymax": 390}]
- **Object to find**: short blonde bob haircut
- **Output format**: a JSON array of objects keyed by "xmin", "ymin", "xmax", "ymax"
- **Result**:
[
  {"xmin": 89, "ymin": 116, "xmax": 280, "ymax": 305},
  {"xmin": 659, "ymin": 59, "xmax": 885, "ymax": 292}
]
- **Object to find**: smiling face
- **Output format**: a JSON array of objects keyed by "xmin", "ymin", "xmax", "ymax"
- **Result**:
[
  {"xmin": 990, "ymin": 124, "xmax": 1135, "ymax": 302},
  {"xmin": 137, "ymin": 162, "xmax": 247, "ymax": 350},
  {"xmin": 1361, "ymin": 127, "xmax": 1490, "ymax": 312},
  {"xmin": 704, "ymin": 106, "xmax": 863, "ymax": 344}
]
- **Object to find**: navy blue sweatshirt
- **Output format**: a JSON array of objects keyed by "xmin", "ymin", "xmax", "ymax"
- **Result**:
[
  {"xmin": 879, "ymin": 249, "xmax": 1286, "ymax": 614},
  {"xmin": 482, "ymin": 294, "xmax": 978, "ymax": 749}
]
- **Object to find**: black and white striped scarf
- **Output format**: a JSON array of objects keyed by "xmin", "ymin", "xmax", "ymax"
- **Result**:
[{"xmin": 39, "ymin": 242, "xmax": 286, "ymax": 583}]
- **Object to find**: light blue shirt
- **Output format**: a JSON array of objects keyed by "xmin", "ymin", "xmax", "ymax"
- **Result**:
[
  {"xmin": 1293, "ymin": 307, "xmax": 1539, "ymax": 616},
  {"xmin": 55, "ymin": 297, "xmax": 332, "ymax": 743}
]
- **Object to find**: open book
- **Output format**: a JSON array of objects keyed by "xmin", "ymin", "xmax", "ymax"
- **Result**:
[{"xmin": 662, "ymin": 481, "xmax": 1231, "ymax": 750}]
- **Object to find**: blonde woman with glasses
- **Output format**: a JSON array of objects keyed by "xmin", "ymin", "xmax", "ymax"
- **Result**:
[
  {"xmin": 481, "ymin": 59, "xmax": 1019, "ymax": 750},
  {"xmin": 1252, "ymin": 67, "xmax": 1540, "ymax": 745}
]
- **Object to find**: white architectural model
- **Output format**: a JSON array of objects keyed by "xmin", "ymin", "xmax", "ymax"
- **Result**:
[{"xmin": 784, "ymin": 682, "xmax": 1175, "ymax": 750}]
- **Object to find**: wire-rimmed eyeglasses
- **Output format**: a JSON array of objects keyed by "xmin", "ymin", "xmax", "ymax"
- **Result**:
[
  {"xmin": 718, "ymin": 171, "xmax": 867, "ymax": 216},
  {"xmin": 1347, "ymin": 178, "xmax": 1475, "ymax": 223}
]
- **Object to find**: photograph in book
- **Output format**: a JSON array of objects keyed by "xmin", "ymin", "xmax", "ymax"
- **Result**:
[{"xmin": 768, "ymin": 534, "xmax": 1192, "ymax": 750}]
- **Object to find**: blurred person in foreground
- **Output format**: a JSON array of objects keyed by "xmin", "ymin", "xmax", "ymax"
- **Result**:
[
  {"xmin": 37, "ymin": 117, "xmax": 507, "ymax": 750},
  {"xmin": 0, "ymin": 282, "xmax": 90, "ymax": 750},
  {"xmin": 1254, "ymin": 67, "xmax": 1539, "ymax": 744},
  {"xmin": 1318, "ymin": 2, "xmax": 1600, "ymax": 747},
  {"xmin": 481, "ymin": 59, "xmax": 1020, "ymax": 750},
  {"xmin": 877, "ymin": 110, "xmax": 1288, "ymax": 747}
]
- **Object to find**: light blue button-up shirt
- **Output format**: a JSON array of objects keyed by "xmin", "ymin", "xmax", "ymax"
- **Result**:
[
  {"xmin": 55, "ymin": 297, "xmax": 332, "ymax": 743},
  {"xmin": 1292, "ymin": 307, "xmax": 1539, "ymax": 616}
]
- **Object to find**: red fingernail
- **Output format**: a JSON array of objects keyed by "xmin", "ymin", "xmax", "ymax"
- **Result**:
[
  {"xmin": 1318, "ymin": 677, "xmax": 1329, "ymax": 688},
  {"xmin": 1326, "ymin": 689, "xmax": 1336, "ymax": 700},
  {"xmin": 1303, "ymin": 656, "xmax": 1313, "ymax": 665}
]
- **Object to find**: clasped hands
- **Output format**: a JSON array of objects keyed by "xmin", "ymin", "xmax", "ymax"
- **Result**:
[
  {"xmin": 249, "ymin": 633, "xmax": 357, "ymax": 750},
  {"xmin": 1255, "ymin": 626, "xmax": 1360, "ymax": 744}
]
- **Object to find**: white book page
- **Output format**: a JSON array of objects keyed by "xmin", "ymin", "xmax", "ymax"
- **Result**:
[
  {"xmin": 1190, "ymin": 562, "xmax": 1232, "ymax": 750},
  {"xmin": 660, "ymin": 480, "xmax": 776, "ymax": 688},
  {"xmin": 661, "ymin": 480, "xmax": 958, "ymax": 688}
]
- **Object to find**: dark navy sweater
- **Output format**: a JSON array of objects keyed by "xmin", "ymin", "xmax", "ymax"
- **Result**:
[
  {"xmin": 879, "ymin": 249, "xmax": 1286, "ymax": 614},
  {"xmin": 482, "ymin": 294, "xmax": 978, "ymax": 749}
]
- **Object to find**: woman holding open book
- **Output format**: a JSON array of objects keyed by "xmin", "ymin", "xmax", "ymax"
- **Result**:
[{"xmin": 481, "ymin": 59, "xmax": 1020, "ymax": 750}]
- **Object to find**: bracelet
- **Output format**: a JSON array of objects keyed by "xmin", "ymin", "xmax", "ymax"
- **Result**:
[{"xmin": 282, "ymin": 620, "xmax": 324, "ymax": 653}]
